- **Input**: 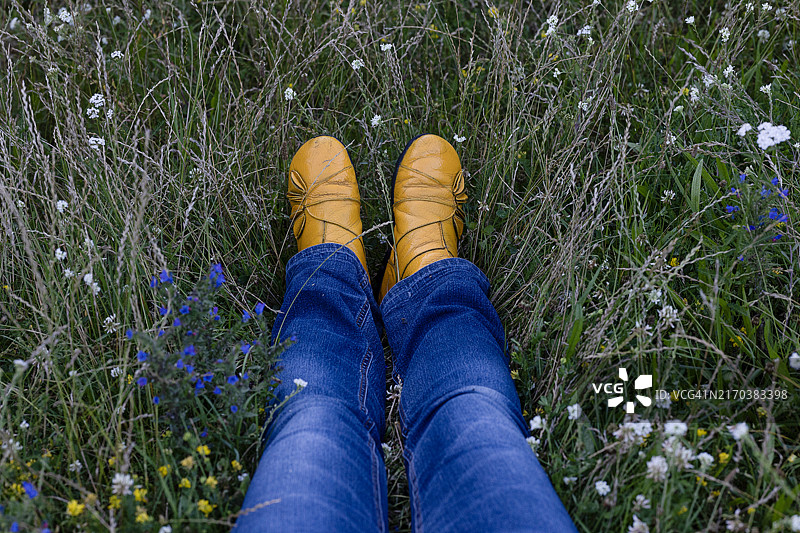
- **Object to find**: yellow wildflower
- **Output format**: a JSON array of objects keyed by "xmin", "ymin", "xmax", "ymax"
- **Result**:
[
  {"xmin": 67, "ymin": 500, "xmax": 85, "ymax": 517},
  {"xmin": 747, "ymin": 507, "xmax": 755, "ymax": 514},
  {"xmin": 719, "ymin": 452, "xmax": 730, "ymax": 465},
  {"xmin": 134, "ymin": 488, "xmax": 148, "ymax": 502},
  {"xmin": 181, "ymin": 456, "xmax": 195, "ymax": 469},
  {"xmin": 697, "ymin": 428, "xmax": 707, "ymax": 437},
  {"xmin": 788, "ymin": 454, "xmax": 796, "ymax": 463},
  {"xmin": 42, "ymin": 450, "xmax": 53, "ymax": 458},
  {"xmin": 678, "ymin": 505, "xmax": 688, "ymax": 515},
  {"xmin": 669, "ymin": 257, "xmax": 678, "ymax": 267},
  {"xmin": 135, "ymin": 506, "xmax": 151, "ymax": 523},
  {"xmin": 10, "ymin": 483, "xmax": 24, "ymax": 496},
  {"xmin": 108, "ymin": 457, "xmax": 116, "ymax": 467},
  {"xmin": 196, "ymin": 445, "xmax": 211, "ymax": 456},
  {"xmin": 231, "ymin": 460, "xmax": 242, "ymax": 472},
  {"xmin": 695, "ymin": 476, "xmax": 707, "ymax": 486},
  {"xmin": 488, "ymin": 6, "xmax": 499, "ymax": 18},
  {"xmin": 204, "ymin": 476, "xmax": 218, "ymax": 489},
  {"xmin": 85, "ymin": 493, "xmax": 98, "ymax": 506},
  {"xmin": 197, "ymin": 499, "xmax": 216, "ymax": 516},
  {"xmin": 159, "ymin": 465, "xmax": 171, "ymax": 477},
  {"xmin": 681, "ymin": 87, "xmax": 689, "ymax": 96},
  {"xmin": 108, "ymin": 495, "xmax": 121, "ymax": 509},
  {"xmin": 179, "ymin": 478, "xmax": 192, "ymax": 489}
]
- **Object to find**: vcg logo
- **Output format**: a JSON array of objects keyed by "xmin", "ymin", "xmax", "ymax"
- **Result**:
[{"xmin": 592, "ymin": 368, "xmax": 653, "ymax": 413}]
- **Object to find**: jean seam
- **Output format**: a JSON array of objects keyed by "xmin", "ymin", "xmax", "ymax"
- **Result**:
[
  {"xmin": 404, "ymin": 448, "xmax": 424, "ymax": 533},
  {"xmin": 369, "ymin": 437, "xmax": 386, "ymax": 533}
]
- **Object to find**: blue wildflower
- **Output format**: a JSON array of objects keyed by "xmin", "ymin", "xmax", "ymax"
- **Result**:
[
  {"xmin": 726, "ymin": 205, "xmax": 739, "ymax": 213},
  {"xmin": 11, "ymin": 522, "xmax": 19, "ymax": 533},
  {"xmin": 183, "ymin": 345, "xmax": 196, "ymax": 356},
  {"xmin": 172, "ymin": 317, "xmax": 182, "ymax": 327},
  {"xmin": 137, "ymin": 377, "xmax": 148, "ymax": 387},
  {"xmin": 730, "ymin": 187, "xmax": 738, "ymax": 195},
  {"xmin": 243, "ymin": 372, "xmax": 249, "ymax": 380},
  {"xmin": 22, "ymin": 481, "xmax": 37, "ymax": 499},
  {"xmin": 125, "ymin": 329, "xmax": 133, "ymax": 340},
  {"xmin": 150, "ymin": 276, "xmax": 158, "ymax": 288},
  {"xmin": 242, "ymin": 311, "xmax": 251, "ymax": 323},
  {"xmin": 200, "ymin": 429, "xmax": 208, "ymax": 438},
  {"xmin": 180, "ymin": 305, "xmax": 190, "ymax": 315},
  {"xmin": 774, "ymin": 234, "xmax": 783, "ymax": 241},
  {"xmin": 203, "ymin": 373, "xmax": 214, "ymax": 382},
  {"xmin": 209, "ymin": 264, "xmax": 226, "ymax": 288},
  {"xmin": 176, "ymin": 359, "xmax": 185, "ymax": 369},
  {"xmin": 158, "ymin": 329, "xmax": 165, "ymax": 337},
  {"xmin": 227, "ymin": 375, "xmax": 239, "ymax": 385},
  {"xmin": 136, "ymin": 351, "xmax": 148, "ymax": 362},
  {"xmin": 761, "ymin": 187, "xmax": 771, "ymax": 198},
  {"xmin": 213, "ymin": 386, "xmax": 222, "ymax": 395},
  {"xmin": 230, "ymin": 405, "xmax": 238, "ymax": 413},
  {"xmin": 255, "ymin": 302, "xmax": 266, "ymax": 316},
  {"xmin": 185, "ymin": 364, "xmax": 194, "ymax": 373},
  {"xmin": 153, "ymin": 396, "xmax": 160, "ymax": 405},
  {"xmin": 241, "ymin": 342, "xmax": 252, "ymax": 355},
  {"xmin": 195, "ymin": 381, "xmax": 205, "ymax": 390},
  {"xmin": 778, "ymin": 188, "xmax": 789, "ymax": 198},
  {"xmin": 159, "ymin": 306, "xmax": 169, "ymax": 316},
  {"xmin": 771, "ymin": 177, "xmax": 780, "ymax": 186},
  {"xmin": 159, "ymin": 269, "xmax": 173, "ymax": 284},
  {"xmin": 739, "ymin": 173, "xmax": 746, "ymax": 183}
]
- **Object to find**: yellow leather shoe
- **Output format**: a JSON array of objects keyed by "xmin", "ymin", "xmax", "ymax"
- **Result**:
[
  {"xmin": 288, "ymin": 136, "xmax": 368, "ymax": 273},
  {"xmin": 377, "ymin": 134, "xmax": 467, "ymax": 302}
]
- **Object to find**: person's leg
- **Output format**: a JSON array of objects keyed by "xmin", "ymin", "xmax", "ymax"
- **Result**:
[
  {"xmin": 381, "ymin": 258, "xmax": 577, "ymax": 533},
  {"xmin": 235, "ymin": 243, "xmax": 387, "ymax": 532}
]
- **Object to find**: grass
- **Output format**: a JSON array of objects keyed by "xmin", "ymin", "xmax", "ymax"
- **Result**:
[{"xmin": 1, "ymin": 0, "xmax": 799, "ymax": 531}]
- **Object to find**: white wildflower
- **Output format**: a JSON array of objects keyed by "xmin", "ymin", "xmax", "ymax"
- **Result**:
[
  {"xmin": 633, "ymin": 494, "xmax": 651, "ymax": 511},
  {"xmin": 756, "ymin": 122, "xmax": 791, "ymax": 149},
  {"xmin": 88, "ymin": 136, "xmax": 105, "ymax": 150},
  {"xmin": 351, "ymin": 58, "xmax": 365, "ymax": 71},
  {"xmin": 696, "ymin": 452, "xmax": 714, "ymax": 470},
  {"xmin": 89, "ymin": 93, "xmax": 105, "ymax": 108},
  {"xmin": 111, "ymin": 50, "xmax": 123, "ymax": 59},
  {"xmin": 663, "ymin": 437, "xmax": 694, "ymax": 469},
  {"xmin": 703, "ymin": 74, "xmax": 716, "ymax": 87},
  {"xmin": 453, "ymin": 134, "xmax": 466, "ymax": 143},
  {"xmin": 10, "ymin": 17, "xmax": 19, "ymax": 30},
  {"xmin": 723, "ymin": 65, "xmax": 735, "ymax": 78},
  {"xmin": 83, "ymin": 272, "xmax": 93, "ymax": 285},
  {"xmin": 293, "ymin": 378, "xmax": 308, "ymax": 389},
  {"xmin": 625, "ymin": 0, "xmax": 638, "ymax": 12},
  {"xmin": 158, "ymin": 527, "xmax": 173, "ymax": 533},
  {"xmin": 720, "ymin": 27, "xmax": 731, "ymax": 42},
  {"xmin": 567, "ymin": 403, "xmax": 582, "ymax": 420},
  {"xmin": 237, "ymin": 472, "xmax": 248, "ymax": 482},
  {"xmin": 746, "ymin": 2, "xmax": 754, "ymax": 13},
  {"xmin": 757, "ymin": 29, "xmax": 770, "ymax": 42},
  {"xmin": 529, "ymin": 415, "xmax": 545, "ymax": 431},
  {"xmin": 2, "ymin": 438, "xmax": 23, "ymax": 452},
  {"xmin": 526, "ymin": 436, "xmax": 540, "ymax": 450},
  {"xmin": 58, "ymin": 7, "xmax": 74, "ymax": 25},
  {"xmin": 661, "ymin": 190, "xmax": 676, "ymax": 203},
  {"xmin": 663, "ymin": 420, "xmax": 688, "ymax": 436},
  {"xmin": 19, "ymin": 420, "xmax": 30, "ymax": 430},
  {"xmin": 380, "ymin": 43, "xmax": 393, "ymax": 52},
  {"xmin": 371, "ymin": 114, "xmax": 381, "ymax": 127},
  {"xmin": 86, "ymin": 107, "xmax": 100, "ymax": 119},
  {"xmin": 789, "ymin": 352, "xmax": 800, "ymax": 369},
  {"xmin": 658, "ymin": 305, "xmax": 678, "ymax": 328},
  {"xmin": 789, "ymin": 515, "xmax": 800, "ymax": 532},
  {"xmin": 112, "ymin": 15, "xmax": 122, "ymax": 25},
  {"xmin": 111, "ymin": 472, "xmax": 134, "ymax": 495},
  {"xmin": 13, "ymin": 359, "xmax": 28, "ymax": 371},
  {"xmin": 284, "ymin": 87, "xmax": 296, "ymax": 101},
  {"xmin": 110, "ymin": 366, "xmax": 122, "ymax": 377},
  {"xmin": 761, "ymin": 3, "xmax": 772, "ymax": 11},
  {"xmin": 728, "ymin": 422, "xmax": 749, "ymax": 440},
  {"xmin": 103, "ymin": 314, "xmax": 120, "ymax": 334},
  {"xmin": 646, "ymin": 455, "xmax": 668, "ymax": 481},
  {"xmin": 44, "ymin": 7, "xmax": 53, "ymax": 26},
  {"xmin": 563, "ymin": 476, "xmax": 577, "ymax": 485},
  {"xmin": 726, "ymin": 509, "xmax": 746, "ymax": 532},
  {"xmin": 595, "ymin": 480, "xmax": 610, "ymax": 495},
  {"xmin": 689, "ymin": 86, "xmax": 700, "ymax": 103},
  {"xmin": 106, "ymin": 109, "xmax": 114, "ymax": 120},
  {"xmin": 737, "ymin": 123, "xmax": 752, "ymax": 136},
  {"xmin": 144, "ymin": 8, "xmax": 152, "ymax": 20},
  {"xmin": 577, "ymin": 25, "xmax": 592, "ymax": 36},
  {"xmin": 64, "ymin": 268, "xmax": 75, "ymax": 279},
  {"xmin": 628, "ymin": 515, "xmax": 650, "ymax": 533},
  {"xmin": 55, "ymin": 248, "xmax": 67, "ymax": 261},
  {"xmin": 655, "ymin": 392, "xmax": 672, "ymax": 409},
  {"xmin": 56, "ymin": 200, "xmax": 68, "ymax": 213},
  {"xmin": 685, "ymin": 16, "xmax": 695, "ymax": 24},
  {"xmin": 759, "ymin": 83, "xmax": 771, "ymax": 95},
  {"xmin": 69, "ymin": 460, "xmax": 83, "ymax": 472}
]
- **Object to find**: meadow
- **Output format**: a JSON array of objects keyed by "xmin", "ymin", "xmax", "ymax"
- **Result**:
[{"xmin": 1, "ymin": 0, "xmax": 799, "ymax": 531}]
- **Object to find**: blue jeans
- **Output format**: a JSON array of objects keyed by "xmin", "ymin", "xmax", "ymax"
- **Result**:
[{"xmin": 235, "ymin": 243, "xmax": 577, "ymax": 532}]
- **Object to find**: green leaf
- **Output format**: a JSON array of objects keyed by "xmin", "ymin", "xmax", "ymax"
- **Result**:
[{"xmin": 691, "ymin": 158, "xmax": 703, "ymax": 213}]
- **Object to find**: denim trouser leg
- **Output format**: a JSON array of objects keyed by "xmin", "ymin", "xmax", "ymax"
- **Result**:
[
  {"xmin": 380, "ymin": 258, "xmax": 577, "ymax": 533},
  {"xmin": 235, "ymin": 243, "xmax": 388, "ymax": 532}
]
